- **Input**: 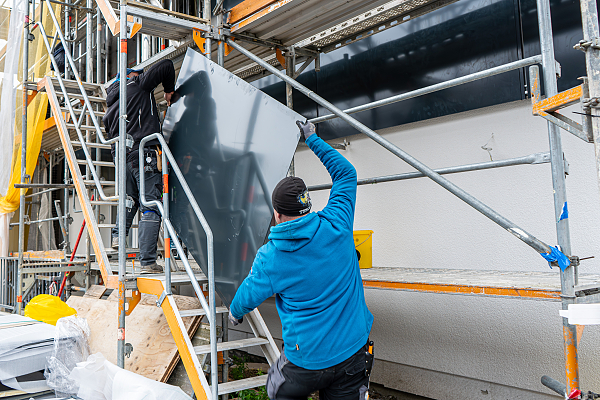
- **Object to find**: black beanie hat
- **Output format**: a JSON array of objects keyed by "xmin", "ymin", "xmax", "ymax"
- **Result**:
[{"xmin": 271, "ymin": 176, "xmax": 312, "ymax": 217}]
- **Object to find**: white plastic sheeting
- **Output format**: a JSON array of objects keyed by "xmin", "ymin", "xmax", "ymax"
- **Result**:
[
  {"xmin": 0, "ymin": 314, "xmax": 56, "ymax": 382},
  {"xmin": 0, "ymin": 212, "xmax": 12, "ymax": 257},
  {"xmin": 0, "ymin": 0, "xmax": 26, "ymax": 196},
  {"xmin": 69, "ymin": 353, "xmax": 193, "ymax": 400}
]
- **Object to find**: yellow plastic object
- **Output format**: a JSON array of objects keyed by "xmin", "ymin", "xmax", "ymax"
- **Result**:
[
  {"xmin": 354, "ymin": 230, "xmax": 373, "ymax": 269},
  {"xmin": 24, "ymin": 294, "xmax": 77, "ymax": 325},
  {"xmin": 0, "ymin": 95, "xmax": 48, "ymax": 214}
]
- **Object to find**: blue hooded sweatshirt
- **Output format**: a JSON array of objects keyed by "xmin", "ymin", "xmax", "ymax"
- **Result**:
[{"xmin": 229, "ymin": 134, "xmax": 374, "ymax": 370}]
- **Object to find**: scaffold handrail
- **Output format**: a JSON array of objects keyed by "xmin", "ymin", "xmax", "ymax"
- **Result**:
[
  {"xmin": 226, "ymin": 38, "xmax": 555, "ymax": 256},
  {"xmin": 41, "ymin": 0, "xmax": 116, "ymax": 146},
  {"xmin": 310, "ymin": 55, "xmax": 543, "ymax": 124},
  {"xmin": 139, "ymin": 133, "xmax": 219, "ymax": 400},
  {"xmin": 36, "ymin": 21, "xmax": 119, "ymax": 202}
]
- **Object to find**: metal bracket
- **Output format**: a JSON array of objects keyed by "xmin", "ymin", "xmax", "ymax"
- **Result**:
[
  {"xmin": 582, "ymin": 97, "xmax": 600, "ymax": 109},
  {"xmin": 529, "ymin": 65, "xmax": 594, "ymax": 143},
  {"xmin": 124, "ymin": 342, "xmax": 133, "ymax": 358},
  {"xmin": 156, "ymin": 290, "xmax": 167, "ymax": 307},
  {"xmin": 549, "ymin": 255, "xmax": 580, "ymax": 270},
  {"xmin": 126, "ymin": 15, "xmax": 142, "ymax": 39},
  {"xmin": 126, "ymin": 134, "xmax": 134, "ymax": 149},
  {"xmin": 574, "ymin": 37, "xmax": 600, "ymax": 51},
  {"xmin": 126, "ymin": 195, "xmax": 134, "ymax": 210}
]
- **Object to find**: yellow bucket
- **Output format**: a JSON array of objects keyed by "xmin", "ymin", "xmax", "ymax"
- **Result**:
[{"xmin": 353, "ymin": 230, "xmax": 373, "ymax": 269}]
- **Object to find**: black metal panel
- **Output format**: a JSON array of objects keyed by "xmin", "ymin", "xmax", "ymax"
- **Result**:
[
  {"xmin": 164, "ymin": 49, "xmax": 302, "ymax": 306},
  {"xmin": 253, "ymin": 0, "xmax": 587, "ymax": 140}
]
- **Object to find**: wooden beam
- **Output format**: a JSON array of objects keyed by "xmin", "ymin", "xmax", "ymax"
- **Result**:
[{"xmin": 228, "ymin": 0, "xmax": 279, "ymax": 24}]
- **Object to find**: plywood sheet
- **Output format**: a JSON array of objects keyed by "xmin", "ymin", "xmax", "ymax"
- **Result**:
[{"xmin": 67, "ymin": 293, "xmax": 202, "ymax": 382}]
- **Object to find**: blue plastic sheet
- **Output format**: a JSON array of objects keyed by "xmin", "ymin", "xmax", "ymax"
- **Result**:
[{"xmin": 540, "ymin": 246, "xmax": 570, "ymax": 271}]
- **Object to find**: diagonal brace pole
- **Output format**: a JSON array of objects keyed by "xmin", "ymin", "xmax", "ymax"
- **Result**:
[{"xmin": 226, "ymin": 39, "xmax": 554, "ymax": 256}]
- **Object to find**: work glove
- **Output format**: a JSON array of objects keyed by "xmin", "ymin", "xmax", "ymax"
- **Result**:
[
  {"xmin": 296, "ymin": 120, "xmax": 316, "ymax": 140},
  {"xmin": 229, "ymin": 311, "xmax": 243, "ymax": 326}
]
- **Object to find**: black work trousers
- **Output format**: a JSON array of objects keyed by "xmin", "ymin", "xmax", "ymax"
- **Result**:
[
  {"xmin": 111, "ymin": 151, "xmax": 163, "ymax": 266},
  {"xmin": 266, "ymin": 344, "xmax": 370, "ymax": 400}
]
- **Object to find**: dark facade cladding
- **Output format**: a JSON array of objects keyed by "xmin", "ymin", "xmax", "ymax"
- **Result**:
[{"xmin": 240, "ymin": 0, "xmax": 591, "ymax": 140}]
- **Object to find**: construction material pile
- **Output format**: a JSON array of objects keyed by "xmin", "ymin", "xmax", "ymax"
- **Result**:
[{"xmin": 0, "ymin": 313, "xmax": 55, "ymax": 394}]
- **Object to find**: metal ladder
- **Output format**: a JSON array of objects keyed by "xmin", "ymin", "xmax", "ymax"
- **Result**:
[{"xmin": 36, "ymin": 5, "xmax": 281, "ymax": 400}]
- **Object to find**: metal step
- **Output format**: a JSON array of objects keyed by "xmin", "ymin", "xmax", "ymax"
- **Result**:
[
  {"xmin": 77, "ymin": 159, "xmax": 114, "ymax": 167},
  {"xmin": 49, "ymin": 77, "xmax": 102, "ymax": 92},
  {"xmin": 179, "ymin": 306, "xmax": 228, "ymax": 318},
  {"xmin": 63, "ymin": 93, "xmax": 106, "ymax": 103},
  {"xmin": 66, "ymin": 123, "xmax": 106, "ymax": 133},
  {"xmin": 97, "ymin": 224, "xmax": 139, "ymax": 229},
  {"xmin": 217, "ymin": 375, "xmax": 269, "ymax": 394},
  {"xmin": 72, "ymin": 141, "xmax": 112, "ymax": 149},
  {"xmin": 84, "ymin": 180, "xmax": 116, "ymax": 186},
  {"xmin": 61, "ymin": 107, "xmax": 106, "ymax": 117},
  {"xmin": 194, "ymin": 337, "xmax": 270, "ymax": 355},
  {"xmin": 91, "ymin": 200, "xmax": 118, "ymax": 206}
]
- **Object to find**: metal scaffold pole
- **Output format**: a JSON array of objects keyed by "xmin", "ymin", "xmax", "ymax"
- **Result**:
[
  {"xmin": 286, "ymin": 49, "xmax": 295, "ymax": 177},
  {"xmin": 535, "ymin": 0, "xmax": 579, "ymax": 391},
  {"xmin": 203, "ymin": 0, "xmax": 211, "ymax": 60},
  {"xmin": 17, "ymin": 0, "xmax": 31, "ymax": 315},
  {"xmin": 117, "ymin": 0, "xmax": 128, "ymax": 369}
]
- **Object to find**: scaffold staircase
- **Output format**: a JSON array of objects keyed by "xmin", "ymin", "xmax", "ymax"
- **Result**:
[{"xmin": 35, "ymin": 8, "xmax": 281, "ymax": 399}]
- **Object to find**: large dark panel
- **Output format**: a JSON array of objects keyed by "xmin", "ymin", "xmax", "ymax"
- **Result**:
[{"xmin": 164, "ymin": 49, "xmax": 302, "ymax": 306}]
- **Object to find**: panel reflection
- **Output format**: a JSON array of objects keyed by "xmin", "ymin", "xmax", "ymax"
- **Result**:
[{"xmin": 164, "ymin": 49, "xmax": 302, "ymax": 306}]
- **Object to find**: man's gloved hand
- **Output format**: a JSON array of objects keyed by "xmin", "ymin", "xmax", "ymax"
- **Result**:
[
  {"xmin": 229, "ymin": 311, "xmax": 243, "ymax": 326},
  {"xmin": 296, "ymin": 120, "xmax": 316, "ymax": 140}
]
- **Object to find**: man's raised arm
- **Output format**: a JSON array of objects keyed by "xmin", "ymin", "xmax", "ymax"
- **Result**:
[{"xmin": 298, "ymin": 121, "xmax": 357, "ymax": 229}]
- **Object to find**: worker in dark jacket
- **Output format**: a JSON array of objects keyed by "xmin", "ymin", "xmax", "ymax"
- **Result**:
[
  {"xmin": 229, "ymin": 121, "xmax": 374, "ymax": 400},
  {"xmin": 102, "ymin": 59, "xmax": 176, "ymax": 273}
]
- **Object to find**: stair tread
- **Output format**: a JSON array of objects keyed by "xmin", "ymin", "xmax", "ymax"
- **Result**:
[
  {"xmin": 179, "ymin": 306, "xmax": 228, "ymax": 317},
  {"xmin": 50, "ymin": 77, "xmax": 102, "ymax": 92},
  {"xmin": 65, "ymin": 123, "xmax": 106, "ymax": 132},
  {"xmin": 194, "ymin": 337, "xmax": 269, "ymax": 355},
  {"xmin": 64, "ymin": 93, "xmax": 106, "ymax": 102},
  {"xmin": 97, "ymin": 224, "xmax": 138, "ymax": 229},
  {"xmin": 72, "ymin": 141, "xmax": 111, "ymax": 149},
  {"xmin": 217, "ymin": 375, "xmax": 269, "ymax": 394},
  {"xmin": 60, "ymin": 107, "xmax": 105, "ymax": 117},
  {"xmin": 84, "ymin": 180, "xmax": 116, "ymax": 185},
  {"xmin": 76, "ymin": 159, "xmax": 114, "ymax": 167},
  {"xmin": 90, "ymin": 200, "xmax": 118, "ymax": 205}
]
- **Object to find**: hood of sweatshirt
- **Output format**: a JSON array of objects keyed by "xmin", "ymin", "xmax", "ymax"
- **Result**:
[
  {"xmin": 105, "ymin": 80, "xmax": 120, "ymax": 108},
  {"xmin": 268, "ymin": 212, "xmax": 320, "ymax": 252}
]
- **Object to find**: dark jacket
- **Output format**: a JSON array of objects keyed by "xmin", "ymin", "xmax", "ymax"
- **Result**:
[
  {"xmin": 230, "ymin": 134, "xmax": 373, "ymax": 370},
  {"xmin": 103, "ymin": 59, "xmax": 176, "ymax": 165}
]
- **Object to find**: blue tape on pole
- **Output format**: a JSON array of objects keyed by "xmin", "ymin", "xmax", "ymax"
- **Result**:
[
  {"xmin": 540, "ymin": 246, "xmax": 570, "ymax": 271},
  {"xmin": 559, "ymin": 202, "xmax": 568, "ymax": 222}
]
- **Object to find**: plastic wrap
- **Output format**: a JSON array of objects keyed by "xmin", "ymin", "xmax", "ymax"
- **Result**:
[
  {"xmin": 69, "ymin": 353, "xmax": 192, "ymax": 400},
  {"xmin": 0, "ymin": 0, "xmax": 25, "ymax": 196},
  {"xmin": 44, "ymin": 316, "xmax": 91, "ymax": 396}
]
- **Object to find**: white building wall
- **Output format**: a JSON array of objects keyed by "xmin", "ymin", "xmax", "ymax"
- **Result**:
[{"xmin": 233, "ymin": 99, "xmax": 600, "ymax": 399}]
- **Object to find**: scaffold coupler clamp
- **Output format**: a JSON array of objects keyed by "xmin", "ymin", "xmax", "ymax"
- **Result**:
[
  {"xmin": 126, "ymin": 134, "xmax": 134, "ymax": 149},
  {"xmin": 582, "ymin": 97, "xmax": 600, "ymax": 110},
  {"xmin": 549, "ymin": 255, "xmax": 580, "ymax": 269},
  {"xmin": 124, "ymin": 342, "xmax": 133, "ymax": 358},
  {"xmin": 574, "ymin": 38, "xmax": 600, "ymax": 52},
  {"xmin": 126, "ymin": 195, "xmax": 134, "ymax": 210}
]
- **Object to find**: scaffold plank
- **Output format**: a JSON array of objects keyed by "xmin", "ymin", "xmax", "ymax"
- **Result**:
[{"xmin": 360, "ymin": 267, "xmax": 600, "ymax": 300}]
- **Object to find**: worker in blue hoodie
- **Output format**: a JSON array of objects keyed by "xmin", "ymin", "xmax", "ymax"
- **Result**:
[{"xmin": 229, "ymin": 120, "xmax": 374, "ymax": 400}]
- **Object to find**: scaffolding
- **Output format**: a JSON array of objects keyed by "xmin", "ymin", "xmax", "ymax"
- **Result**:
[{"xmin": 4, "ymin": 0, "xmax": 600, "ymax": 397}]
